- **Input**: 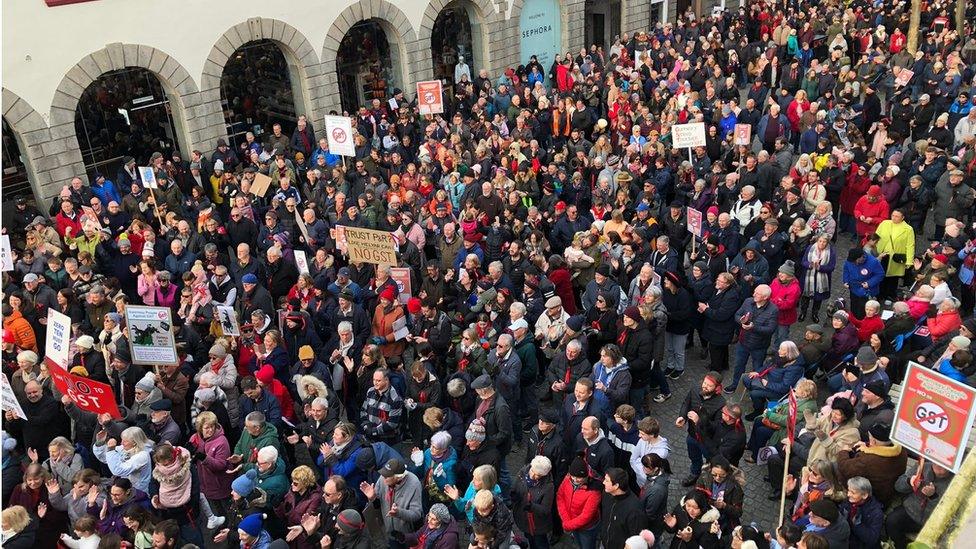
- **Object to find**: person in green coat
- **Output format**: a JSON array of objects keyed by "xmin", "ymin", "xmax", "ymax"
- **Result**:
[
  {"xmin": 874, "ymin": 210, "xmax": 916, "ymax": 301},
  {"xmin": 253, "ymin": 447, "xmax": 289, "ymax": 508},
  {"xmin": 744, "ymin": 379, "xmax": 819, "ymax": 462},
  {"xmin": 231, "ymin": 413, "xmax": 281, "ymax": 471}
]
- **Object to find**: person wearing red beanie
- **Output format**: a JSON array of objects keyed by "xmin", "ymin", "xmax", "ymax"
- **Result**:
[{"xmin": 256, "ymin": 365, "xmax": 296, "ymax": 422}]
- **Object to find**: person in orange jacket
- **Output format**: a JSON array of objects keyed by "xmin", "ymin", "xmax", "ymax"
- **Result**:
[{"xmin": 2, "ymin": 302, "xmax": 37, "ymax": 352}]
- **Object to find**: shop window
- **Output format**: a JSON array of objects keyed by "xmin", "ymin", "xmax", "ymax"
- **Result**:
[
  {"xmin": 431, "ymin": 3, "xmax": 476, "ymax": 85},
  {"xmin": 1, "ymin": 118, "xmax": 34, "ymax": 201},
  {"xmin": 337, "ymin": 19, "xmax": 398, "ymax": 114},
  {"xmin": 74, "ymin": 67, "xmax": 181, "ymax": 180},
  {"xmin": 220, "ymin": 39, "xmax": 298, "ymax": 150}
]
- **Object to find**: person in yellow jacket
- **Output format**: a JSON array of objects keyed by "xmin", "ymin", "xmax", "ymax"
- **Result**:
[{"xmin": 874, "ymin": 209, "xmax": 915, "ymax": 301}]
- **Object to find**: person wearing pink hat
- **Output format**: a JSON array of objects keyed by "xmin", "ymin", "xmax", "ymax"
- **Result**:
[{"xmin": 852, "ymin": 185, "xmax": 889, "ymax": 244}]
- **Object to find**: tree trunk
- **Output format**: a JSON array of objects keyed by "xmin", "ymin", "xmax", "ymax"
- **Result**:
[{"xmin": 908, "ymin": 0, "xmax": 922, "ymax": 54}]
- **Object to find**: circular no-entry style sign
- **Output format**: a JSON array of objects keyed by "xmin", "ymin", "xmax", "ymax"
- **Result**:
[
  {"xmin": 424, "ymin": 91, "xmax": 435, "ymax": 104},
  {"xmin": 331, "ymin": 127, "xmax": 347, "ymax": 143},
  {"xmin": 914, "ymin": 401, "xmax": 950, "ymax": 434}
]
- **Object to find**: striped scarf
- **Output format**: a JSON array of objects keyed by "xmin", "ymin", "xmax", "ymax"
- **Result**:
[{"xmin": 803, "ymin": 244, "xmax": 831, "ymax": 296}]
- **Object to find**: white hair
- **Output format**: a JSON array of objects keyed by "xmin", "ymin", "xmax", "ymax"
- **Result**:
[
  {"xmin": 431, "ymin": 431, "xmax": 452, "ymax": 450},
  {"xmin": 337, "ymin": 321, "xmax": 353, "ymax": 334},
  {"xmin": 257, "ymin": 446, "xmax": 278, "ymax": 463},
  {"xmin": 530, "ymin": 455, "xmax": 552, "ymax": 476}
]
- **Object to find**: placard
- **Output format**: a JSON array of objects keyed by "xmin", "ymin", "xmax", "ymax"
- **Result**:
[
  {"xmin": 215, "ymin": 305, "xmax": 240, "ymax": 337},
  {"xmin": 686, "ymin": 207, "xmax": 703, "ymax": 237},
  {"xmin": 416, "ymin": 80, "xmax": 444, "ymax": 115},
  {"xmin": 249, "ymin": 172, "xmax": 273, "ymax": 198},
  {"xmin": 0, "ymin": 235, "xmax": 12, "ymax": 271},
  {"xmin": 334, "ymin": 225, "xmax": 348, "ymax": 254},
  {"xmin": 46, "ymin": 308, "xmax": 73, "ymax": 368},
  {"xmin": 325, "ymin": 115, "xmax": 355, "ymax": 157},
  {"xmin": 892, "ymin": 362, "xmax": 976, "ymax": 472},
  {"xmin": 138, "ymin": 166, "xmax": 158, "ymax": 189},
  {"xmin": 671, "ymin": 122, "xmax": 707, "ymax": 149},
  {"xmin": 46, "ymin": 358, "xmax": 122, "ymax": 418},
  {"xmin": 895, "ymin": 68, "xmax": 914, "ymax": 87},
  {"xmin": 734, "ymin": 124, "xmax": 752, "ymax": 146},
  {"xmin": 294, "ymin": 250, "xmax": 310, "ymax": 275},
  {"xmin": 81, "ymin": 205, "xmax": 103, "ymax": 229},
  {"xmin": 390, "ymin": 267, "xmax": 412, "ymax": 304},
  {"xmin": 124, "ymin": 306, "xmax": 178, "ymax": 366},
  {"xmin": 341, "ymin": 226, "xmax": 398, "ymax": 266},
  {"xmin": 1, "ymin": 373, "xmax": 26, "ymax": 420}
]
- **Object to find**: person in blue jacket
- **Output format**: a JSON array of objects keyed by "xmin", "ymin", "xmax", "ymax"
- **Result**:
[
  {"xmin": 90, "ymin": 174, "xmax": 121, "ymax": 207},
  {"xmin": 842, "ymin": 248, "xmax": 885, "ymax": 318},
  {"xmin": 742, "ymin": 341, "xmax": 805, "ymax": 418},
  {"xmin": 317, "ymin": 422, "xmax": 369, "ymax": 506},
  {"xmin": 408, "ymin": 431, "xmax": 458, "ymax": 506},
  {"xmin": 730, "ymin": 241, "xmax": 771, "ymax": 289}
]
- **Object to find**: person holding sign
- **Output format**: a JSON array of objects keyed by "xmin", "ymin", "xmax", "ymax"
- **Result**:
[{"xmin": 4, "ymin": 380, "xmax": 71, "ymax": 462}]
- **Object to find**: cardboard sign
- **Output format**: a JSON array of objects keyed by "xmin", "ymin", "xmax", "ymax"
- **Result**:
[
  {"xmin": 124, "ymin": 306, "xmax": 179, "ymax": 366},
  {"xmin": 895, "ymin": 68, "xmax": 914, "ymax": 87},
  {"xmin": 250, "ymin": 172, "xmax": 273, "ymax": 197},
  {"xmin": 390, "ymin": 267, "xmax": 412, "ymax": 304},
  {"xmin": 46, "ymin": 308, "xmax": 73, "ymax": 368},
  {"xmin": 734, "ymin": 124, "xmax": 752, "ymax": 146},
  {"xmin": 671, "ymin": 122, "xmax": 707, "ymax": 148},
  {"xmin": 341, "ymin": 226, "xmax": 397, "ymax": 266},
  {"xmin": 0, "ymin": 373, "xmax": 26, "ymax": 420},
  {"xmin": 215, "ymin": 305, "xmax": 240, "ymax": 337},
  {"xmin": 686, "ymin": 207, "xmax": 704, "ymax": 237},
  {"xmin": 138, "ymin": 166, "xmax": 158, "ymax": 189},
  {"xmin": 325, "ymin": 115, "xmax": 355, "ymax": 157},
  {"xmin": 892, "ymin": 362, "xmax": 976, "ymax": 472},
  {"xmin": 46, "ymin": 358, "xmax": 123, "ymax": 419},
  {"xmin": 294, "ymin": 250, "xmax": 310, "ymax": 275},
  {"xmin": 416, "ymin": 80, "xmax": 444, "ymax": 115},
  {"xmin": 0, "ymin": 235, "xmax": 12, "ymax": 271}
]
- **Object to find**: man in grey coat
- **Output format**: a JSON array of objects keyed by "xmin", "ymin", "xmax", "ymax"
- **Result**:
[{"xmin": 728, "ymin": 284, "xmax": 779, "ymax": 393}]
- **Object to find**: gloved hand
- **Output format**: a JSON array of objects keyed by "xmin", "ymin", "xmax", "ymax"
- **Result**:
[{"xmin": 192, "ymin": 451, "xmax": 207, "ymax": 462}]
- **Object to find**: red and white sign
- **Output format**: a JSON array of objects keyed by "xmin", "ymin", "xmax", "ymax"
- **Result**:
[
  {"xmin": 686, "ymin": 207, "xmax": 703, "ymax": 237},
  {"xmin": 895, "ymin": 68, "xmax": 914, "ymax": 87},
  {"xmin": 325, "ymin": 115, "xmax": 355, "ymax": 157},
  {"xmin": 892, "ymin": 362, "xmax": 976, "ymax": 472},
  {"xmin": 416, "ymin": 80, "xmax": 444, "ymax": 115},
  {"xmin": 734, "ymin": 124, "xmax": 752, "ymax": 146},
  {"xmin": 46, "ymin": 357, "xmax": 123, "ymax": 419},
  {"xmin": 390, "ymin": 267, "xmax": 413, "ymax": 304}
]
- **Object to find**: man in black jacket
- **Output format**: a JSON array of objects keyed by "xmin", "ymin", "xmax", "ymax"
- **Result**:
[
  {"xmin": 676, "ymin": 371, "xmax": 728, "ymax": 486},
  {"xmin": 526, "ymin": 408, "xmax": 569, "ymax": 482},
  {"xmin": 471, "ymin": 374, "xmax": 513, "ymax": 495},
  {"xmin": 599, "ymin": 467, "xmax": 646, "ymax": 549},
  {"xmin": 581, "ymin": 416, "xmax": 614, "ymax": 479},
  {"xmin": 701, "ymin": 403, "xmax": 747, "ymax": 467}
]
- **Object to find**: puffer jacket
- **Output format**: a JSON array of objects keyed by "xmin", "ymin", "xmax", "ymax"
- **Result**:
[
  {"xmin": 189, "ymin": 424, "xmax": 233, "ymax": 499},
  {"xmin": 734, "ymin": 298, "xmax": 779, "ymax": 351},
  {"xmin": 556, "ymin": 476, "xmax": 602, "ymax": 532}
]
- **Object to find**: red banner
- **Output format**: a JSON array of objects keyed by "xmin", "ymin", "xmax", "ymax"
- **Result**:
[{"xmin": 45, "ymin": 357, "xmax": 123, "ymax": 418}]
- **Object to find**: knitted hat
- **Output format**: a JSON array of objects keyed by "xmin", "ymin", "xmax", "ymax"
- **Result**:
[
  {"xmin": 831, "ymin": 397, "xmax": 855, "ymax": 421},
  {"xmin": 336, "ymin": 509, "xmax": 365, "ymax": 534},
  {"xmin": 862, "ymin": 380, "xmax": 887, "ymax": 399},
  {"xmin": 209, "ymin": 344, "xmax": 227, "ymax": 359},
  {"xmin": 429, "ymin": 503, "xmax": 452, "ymax": 524},
  {"xmin": 623, "ymin": 306, "xmax": 642, "ymax": 323},
  {"xmin": 596, "ymin": 263, "xmax": 612, "ymax": 277},
  {"xmin": 569, "ymin": 456, "xmax": 588, "ymax": 478},
  {"xmin": 75, "ymin": 335, "xmax": 95, "ymax": 350},
  {"xmin": 466, "ymin": 418, "xmax": 487, "ymax": 442},
  {"xmin": 238, "ymin": 512, "xmax": 264, "ymax": 537},
  {"xmin": 255, "ymin": 365, "xmax": 275, "ymax": 385},
  {"xmin": 566, "ymin": 315, "xmax": 585, "ymax": 332},
  {"xmin": 856, "ymin": 346, "xmax": 878, "ymax": 366},
  {"xmin": 298, "ymin": 345, "xmax": 315, "ymax": 360},
  {"xmin": 407, "ymin": 297, "xmax": 422, "ymax": 315},
  {"xmin": 106, "ymin": 312, "xmax": 122, "ymax": 325},
  {"xmin": 232, "ymin": 469, "xmax": 259, "ymax": 497},
  {"xmin": 778, "ymin": 261, "xmax": 795, "ymax": 277},
  {"xmin": 379, "ymin": 286, "xmax": 396, "ymax": 302},
  {"xmin": 869, "ymin": 423, "xmax": 892, "ymax": 442},
  {"xmin": 1, "ymin": 431, "xmax": 16, "ymax": 461},
  {"xmin": 951, "ymin": 336, "xmax": 971, "ymax": 350},
  {"xmin": 135, "ymin": 372, "xmax": 156, "ymax": 392},
  {"xmin": 242, "ymin": 273, "xmax": 258, "ymax": 284},
  {"xmin": 693, "ymin": 261, "xmax": 708, "ymax": 272}
]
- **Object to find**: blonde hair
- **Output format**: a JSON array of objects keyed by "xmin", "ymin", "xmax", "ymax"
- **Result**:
[
  {"xmin": 796, "ymin": 379, "xmax": 818, "ymax": 399},
  {"xmin": 291, "ymin": 465, "xmax": 317, "ymax": 490},
  {"xmin": 195, "ymin": 411, "xmax": 218, "ymax": 436},
  {"xmin": 472, "ymin": 464, "xmax": 497, "ymax": 489},
  {"xmin": 473, "ymin": 489, "xmax": 495, "ymax": 510},
  {"xmin": 1, "ymin": 506, "xmax": 30, "ymax": 533}
]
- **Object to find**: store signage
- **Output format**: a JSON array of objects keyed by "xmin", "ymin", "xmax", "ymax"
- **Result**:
[
  {"xmin": 892, "ymin": 362, "xmax": 976, "ymax": 472},
  {"xmin": 519, "ymin": 0, "xmax": 562, "ymax": 73}
]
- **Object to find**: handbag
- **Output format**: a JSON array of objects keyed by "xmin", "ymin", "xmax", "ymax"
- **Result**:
[{"xmin": 888, "ymin": 231, "xmax": 906, "ymax": 264}]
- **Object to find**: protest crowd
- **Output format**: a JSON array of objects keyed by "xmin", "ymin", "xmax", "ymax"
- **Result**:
[{"xmin": 3, "ymin": 0, "xmax": 976, "ymax": 548}]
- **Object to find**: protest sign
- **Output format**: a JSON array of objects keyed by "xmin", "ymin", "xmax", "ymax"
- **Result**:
[
  {"xmin": 895, "ymin": 68, "xmax": 914, "ymax": 87},
  {"xmin": 294, "ymin": 250, "xmax": 310, "ymax": 275},
  {"xmin": 334, "ymin": 225, "xmax": 348, "ymax": 253},
  {"xmin": 416, "ymin": 80, "xmax": 445, "ymax": 115},
  {"xmin": 81, "ymin": 206, "xmax": 103, "ymax": 229},
  {"xmin": 671, "ymin": 122, "xmax": 706, "ymax": 148},
  {"xmin": 138, "ymin": 166, "xmax": 158, "ymax": 189},
  {"xmin": 734, "ymin": 124, "xmax": 752, "ymax": 146},
  {"xmin": 0, "ymin": 235, "xmax": 12, "ymax": 271},
  {"xmin": 1, "ymin": 373, "xmax": 26, "ymax": 420},
  {"xmin": 892, "ymin": 362, "xmax": 976, "ymax": 472},
  {"xmin": 46, "ymin": 358, "xmax": 122, "ymax": 418},
  {"xmin": 341, "ymin": 226, "xmax": 397, "ymax": 266},
  {"xmin": 325, "ymin": 116, "xmax": 356, "ymax": 157},
  {"xmin": 391, "ymin": 267, "xmax": 413, "ymax": 304},
  {"xmin": 215, "ymin": 305, "xmax": 241, "ymax": 337},
  {"xmin": 250, "ymin": 172, "xmax": 273, "ymax": 197},
  {"xmin": 686, "ymin": 207, "xmax": 704, "ymax": 237},
  {"xmin": 124, "ymin": 306, "xmax": 178, "ymax": 366},
  {"xmin": 46, "ymin": 308, "xmax": 73, "ymax": 368}
]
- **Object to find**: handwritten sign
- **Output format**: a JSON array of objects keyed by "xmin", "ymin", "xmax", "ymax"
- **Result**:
[
  {"xmin": 341, "ymin": 226, "xmax": 398, "ymax": 266},
  {"xmin": 0, "ymin": 373, "xmax": 26, "ymax": 420},
  {"xmin": 46, "ymin": 358, "xmax": 122, "ymax": 418},
  {"xmin": 0, "ymin": 235, "xmax": 12, "ymax": 271},
  {"xmin": 671, "ymin": 122, "xmax": 706, "ymax": 149},
  {"xmin": 124, "ymin": 306, "xmax": 178, "ymax": 366},
  {"xmin": 46, "ymin": 309, "xmax": 73, "ymax": 368},
  {"xmin": 892, "ymin": 362, "xmax": 976, "ymax": 472},
  {"xmin": 249, "ymin": 172, "xmax": 273, "ymax": 198}
]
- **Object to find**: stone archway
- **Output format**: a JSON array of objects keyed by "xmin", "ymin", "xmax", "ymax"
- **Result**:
[
  {"xmin": 1, "ymin": 89, "xmax": 57, "ymax": 203},
  {"xmin": 321, "ymin": 0, "xmax": 421, "ymax": 115},
  {"xmin": 49, "ymin": 43, "xmax": 210, "ymax": 187},
  {"xmin": 201, "ymin": 19, "xmax": 322, "ymax": 143},
  {"xmin": 419, "ymin": 0, "xmax": 496, "ymax": 81}
]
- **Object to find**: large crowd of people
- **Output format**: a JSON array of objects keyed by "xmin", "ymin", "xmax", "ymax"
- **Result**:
[{"xmin": 3, "ymin": 0, "xmax": 976, "ymax": 548}]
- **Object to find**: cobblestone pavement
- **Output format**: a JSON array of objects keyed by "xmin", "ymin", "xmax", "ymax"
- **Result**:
[{"xmin": 503, "ymin": 230, "xmax": 874, "ymax": 546}]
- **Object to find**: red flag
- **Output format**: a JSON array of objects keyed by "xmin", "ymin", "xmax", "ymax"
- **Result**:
[{"xmin": 786, "ymin": 388, "xmax": 798, "ymax": 443}]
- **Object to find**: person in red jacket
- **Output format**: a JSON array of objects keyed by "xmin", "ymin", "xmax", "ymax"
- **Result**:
[
  {"xmin": 255, "ymin": 364, "xmax": 296, "ymax": 422},
  {"xmin": 54, "ymin": 199, "xmax": 83, "ymax": 239},
  {"xmin": 556, "ymin": 457, "xmax": 602, "ymax": 549},
  {"xmin": 848, "ymin": 300, "xmax": 885, "ymax": 342},
  {"xmin": 853, "ymin": 185, "xmax": 889, "ymax": 243},
  {"xmin": 770, "ymin": 262, "xmax": 801, "ymax": 348}
]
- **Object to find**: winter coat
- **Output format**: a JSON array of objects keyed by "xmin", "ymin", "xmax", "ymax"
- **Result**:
[
  {"xmin": 91, "ymin": 488, "xmax": 150, "ymax": 537},
  {"xmin": 188, "ymin": 424, "xmax": 233, "ymax": 499},
  {"xmin": 195, "ymin": 356, "xmax": 240, "ymax": 426},
  {"xmin": 852, "ymin": 196, "xmax": 889, "ymax": 238},
  {"xmin": 556, "ymin": 476, "xmax": 601, "ymax": 532},
  {"xmin": 874, "ymin": 219, "xmax": 915, "ymax": 277},
  {"xmin": 233, "ymin": 422, "xmax": 281, "ymax": 468},
  {"xmin": 840, "ymin": 495, "xmax": 884, "ymax": 549},
  {"xmin": 592, "ymin": 360, "xmax": 632, "ymax": 420},
  {"xmin": 372, "ymin": 302, "xmax": 406, "ymax": 359},
  {"xmin": 275, "ymin": 485, "xmax": 323, "ymax": 548},
  {"xmin": 663, "ymin": 500, "xmax": 721, "ymax": 549},
  {"xmin": 766, "ymin": 397, "xmax": 819, "ymax": 446},
  {"xmin": 837, "ymin": 443, "xmax": 908, "ymax": 506},
  {"xmin": 695, "ymin": 467, "xmax": 745, "ymax": 529},
  {"xmin": 619, "ymin": 320, "xmax": 654, "ymax": 385},
  {"xmin": 600, "ymin": 492, "xmax": 647, "ymax": 549},
  {"xmin": 769, "ymin": 277, "xmax": 801, "ymax": 325},
  {"xmin": 735, "ymin": 298, "xmax": 779, "ymax": 351},
  {"xmin": 368, "ymin": 472, "xmax": 424, "ymax": 535},
  {"xmin": 701, "ymin": 284, "xmax": 743, "ymax": 346},
  {"xmin": 402, "ymin": 520, "xmax": 461, "ymax": 549},
  {"xmin": 843, "ymin": 255, "xmax": 886, "ymax": 298},
  {"xmin": 933, "ymin": 179, "xmax": 976, "ymax": 222},
  {"xmin": 487, "ymin": 349, "xmax": 522, "ymax": 405},
  {"xmin": 512, "ymin": 466, "xmax": 555, "ymax": 536}
]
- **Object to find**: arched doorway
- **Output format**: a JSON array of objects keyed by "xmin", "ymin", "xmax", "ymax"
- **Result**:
[
  {"xmin": 74, "ymin": 67, "xmax": 182, "ymax": 179},
  {"xmin": 220, "ymin": 39, "xmax": 300, "ymax": 151},
  {"xmin": 430, "ymin": 1, "xmax": 484, "ymax": 86},
  {"xmin": 2, "ymin": 118, "xmax": 34, "ymax": 200},
  {"xmin": 584, "ymin": 0, "xmax": 622, "ymax": 49},
  {"xmin": 336, "ymin": 19, "xmax": 401, "ymax": 114}
]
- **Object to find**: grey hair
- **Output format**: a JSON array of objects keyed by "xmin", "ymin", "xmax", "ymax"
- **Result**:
[
  {"xmin": 257, "ymin": 446, "xmax": 278, "ymax": 463},
  {"xmin": 567, "ymin": 339, "xmax": 583, "ymax": 352},
  {"xmin": 198, "ymin": 372, "xmax": 216, "ymax": 386},
  {"xmin": 648, "ymin": 285, "xmax": 663, "ymax": 299},
  {"xmin": 311, "ymin": 397, "xmax": 329, "ymax": 409},
  {"xmin": 377, "ymin": 264, "xmax": 392, "ymax": 276},
  {"xmin": 48, "ymin": 436, "xmax": 75, "ymax": 454},
  {"xmin": 657, "ymin": 235, "xmax": 670, "ymax": 246},
  {"xmin": 337, "ymin": 321, "xmax": 353, "ymax": 334},
  {"xmin": 865, "ymin": 300, "xmax": 881, "ymax": 312},
  {"xmin": 431, "ymin": 431, "xmax": 452, "ymax": 450},
  {"xmin": 120, "ymin": 427, "xmax": 149, "ymax": 452},
  {"xmin": 530, "ymin": 455, "xmax": 552, "ymax": 476},
  {"xmin": 779, "ymin": 341, "xmax": 800, "ymax": 361},
  {"xmin": 489, "ymin": 261, "xmax": 503, "ymax": 273},
  {"xmin": 497, "ymin": 333, "xmax": 514, "ymax": 347},
  {"xmin": 847, "ymin": 476, "xmax": 873, "ymax": 496},
  {"xmin": 510, "ymin": 302, "xmax": 526, "ymax": 316},
  {"xmin": 473, "ymin": 464, "xmax": 497, "ymax": 487},
  {"xmin": 245, "ymin": 411, "xmax": 266, "ymax": 427},
  {"xmin": 267, "ymin": 246, "xmax": 282, "ymax": 259}
]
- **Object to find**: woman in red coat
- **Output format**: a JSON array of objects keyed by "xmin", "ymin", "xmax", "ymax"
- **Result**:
[
  {"xmin": 556, "ymin": 457, "xmax": 602, "ymax": 549},
  {"xmin": 839, "ymin": 164, "xmax": 872, "ymax": 235},
  {"xmin": 786, "ymin": 90, "xmax": 811, "ymax": 135},
  {"xmin": 546, "ymin": 255, "xmax": 577, "ymax": 315},
  {"xmin": 852, "ymin": 185, "xmax": 890, "ymax": 243},
  {"xmin": 848, "ymin": 300, "xmax": 885, "ymax": 342}
]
